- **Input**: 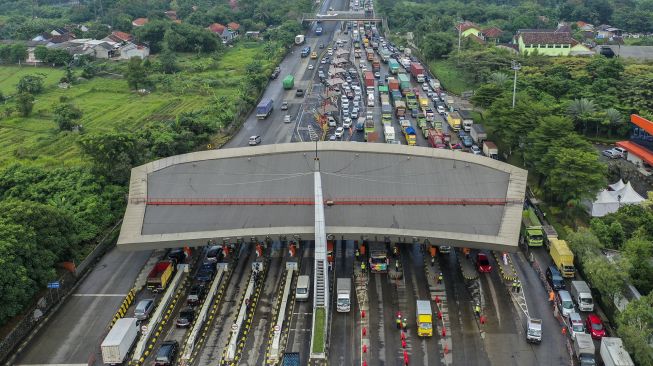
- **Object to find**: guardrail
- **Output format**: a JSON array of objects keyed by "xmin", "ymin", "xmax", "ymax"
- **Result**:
[{"xmin": 267, "ymin": 262, "xmax": 298, "ymax": 362}]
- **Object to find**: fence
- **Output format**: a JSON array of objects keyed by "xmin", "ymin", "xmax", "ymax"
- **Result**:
[{"xmin": 0, "ymin": 221, "xmax": 122, "ymax": 365}]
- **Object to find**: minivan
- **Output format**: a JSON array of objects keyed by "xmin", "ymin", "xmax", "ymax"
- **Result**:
[
  {"xmin": 567, "ymin": 312, "xmax": 585, "ymax": 337},
  {"xmin": 557, "ymin": 290, "xmax": 574, "ymax": 317},
  {"xmin": 248, "ymin": 135, "xmax": 261, "ymax": 145},
  {"xmin": 296, "ymin": 275, "xmax": 310, "ymax": 301},
  {"xmin": 135, "ymin": 298, "xmax": 155, "ymax": 320},
  {"xmin": 154, "ymin": 340, "xmax": 178, "ymax": 366},
  {"xmin": 546, "ymin": 266, "xmax": 565, "ymax": 290}
]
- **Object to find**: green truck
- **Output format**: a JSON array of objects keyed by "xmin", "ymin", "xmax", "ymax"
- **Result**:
[
  {"xmin": 283, "ymin": 75, "xmax": 294, "ymax": 90},
  {"xmin": 398, "ymin": 73, "xmax": 410, "ymax": 92},
  {"xmin": 521, "ymin": 206, "xmax": 544, "ymax": 247},
  {"xmin": 389, "ymin": 59, "xmax": 400, "ymax": 74}
]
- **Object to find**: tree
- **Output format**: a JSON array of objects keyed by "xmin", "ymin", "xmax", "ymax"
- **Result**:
[
  {"xmin": 158, "ymin": 47, "xmax": 178, "ymax": 74},
  {"xmin": 9, "ymin": 44, "xmax": 27, "ymax": 64},
  {"xmin": 471, "ymin": 84, "xmax": 504, "ymax": 108},
  {"xmin": 16, "ymin": 74, "xmax": 44, "ymax": 94},
  {"xmin": 567, "ymin": 228, "xmax": 603, "ymax": 262},
  {"xmin": 623, "ymin": 237, "xmax": 653, "ymax": 294},
  {"xmin": 15, "ymin": 92, "xmax": 34, "ymax": 117},
  {"xmin": 524, "ymin": 116, "xmax": 575, "ymax": 174},
  {"xmin": 420, "ymin": 32, "xmax": 453, "ymax": 60},
  {"xmin": 53, "ymin": 103, "xmax": 83, "ymax": 131},
  {"xmin": 488, "ymin": 72, "xmax": 509, "ymax": 87},
  {"xmin": 44, "ymin": 48, "xmax": 72, "ymax": 66},
  {"xmin": 543, "ymin": 147, "xmax": 606, "ymax": 204},
  {"xmin": 603, "ymin": 107, "xmax": 624, "ymax": 138},
  {"xmin": 582, "ymin": 254, "xmax": 630, "ymax": 304},
  {"xmin": 616, "ymin": 292, "xmax": 653, "ymax": 365},
  {"xmin": 567, "ymin": 98, "xmax": 598, "ymax": 134},
  {"xmin": 125, "ymin": 57, "xmax": 148, "ymax": 90},
  {"xmin": 34, "ymin": 45, "xmax": 48, "ymax": 62},
  {"xmin": 78, "ymin": 132, "xmax": 145, "ymax": 184}
]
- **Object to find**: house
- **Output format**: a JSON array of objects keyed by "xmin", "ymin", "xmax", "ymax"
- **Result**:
[
  {"xmin": 516, "ymin": 29, "xmax": 592, "ymax": 56},
  {"xmin": 245, "ymin": 31, "xmax": 261, "ymax": 39},
  {"xmin": 616, "ymin": 115, "xmax": 653, "ymax": 168},
  {"xmin": 132, "ymin": 18, "xmax": 149, "ymax": 27},
  {"xmin": 482, "ymin": 27, "xmax": 503, "ymax": 43},
  {"xmin": 48, "ymin": 39, "xmax": 118, "ymax": 59},
  {"xmin": 164, "ymin": 10, "xmax": 178, "ymax": 21},
  {"xmin": 119, "ymin": 43, "xmax": 150, "ymax": 59},
  {"xmin": 456, "ymin": 21, "xmax": 483, "ymax": 39},
  {"xmin": 104, "ymin": 31, "xmax": 133, "ymax": 43},
  {"xmin": 576, "ymin": 21, "xmax": 595, "ymax": 32},
  {"xmin": 50, "ymin": 27, "xmax": 69, "ymax": 36},
  {"xmin": 227, "ymin": 22, "xmax": 240, "ymax": 36},
  {"xmin": 596, "ymin": 24, "xmax": 622, "ymax": 39},
  {"xmin": 207, "ymin": 23, "xmax": 236, "ymax": 43}
]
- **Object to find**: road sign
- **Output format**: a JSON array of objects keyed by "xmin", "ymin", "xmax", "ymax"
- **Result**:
[
  {"xmin": 47, "ymin": 281, "xmax": 60, "ymax": 289},
  {"xmin": 231, "ymin": 323, "xmax": 238, "ymax": 331},
  {"xmin": 141, "ymin": 325, "xmax": 148, "ymax": 333},
  {"xmin": 274, "ymin": 325, "xmax": 281, "ymax": 333}
]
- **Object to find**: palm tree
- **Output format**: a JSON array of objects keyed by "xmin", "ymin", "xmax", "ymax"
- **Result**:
[
  {"xmin": 603, "ymin": 108, "xmax": 623, "ymax": 138},
  {"xmin": 488, "ymin": 72, "xmax": 509, "ymax": 87},
  {"xmin": 567, "ymin": 98, "xmax": 597, "ymax": 135}
]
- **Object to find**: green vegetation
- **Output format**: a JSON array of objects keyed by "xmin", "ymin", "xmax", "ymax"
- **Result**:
[
  {"xmin": 427, "ymin": 60, "xmax": 473, "ymax": 95},
  {"xmin": 312, "ymin": 306, "xmax": 326, "ymax": 354}
]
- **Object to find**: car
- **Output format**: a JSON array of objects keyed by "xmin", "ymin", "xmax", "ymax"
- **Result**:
[
  {"xmin": 374, "ymin": 71, "xmax": 380, "ymax": 79},
  {"xmin": 167, "ymin": 248, "xmax": 188, "ymax": 264},
  {"xmin": 270, "ymin": 67, "xmax": 280, "ymax": 79},
  {"xmin": 585, "ymin": 314, "xmax": 606, "ymax": 339},
  {"xmin": 176, "ymin": 307, "xmax": 195, "ymax": 328},
  {"xmin": 602, "ymin": 148, "xmax": 625, "ymax": 159},
  {"xmin": 327, "ymin": 47, "xmax": 333, "ymax": 54},
  {"xmin": 476, "ymin": 253, "xmax": 492, "ymax": 273},
  {"xmin": 411, "ymin": 109, "xmax": 418, "ymax": 118},
  {"xmin": 296, "ymin": 89, "xmax": 305, "ymax": 97},
  {"xmin": 378, "ymin": 78, "xmax": 384, "ymax": 85},
  {"xmin": 546, "ymin": 266, "xmax": 565, "ymax": 290},
  {"xmin": 437, "ymin": 105, "xmax": 446, "ymax": 114},
  {"xmin": 248, "ymin": 135, "xmax": 261, "ymax": 145},
  {"xmin": 319, "ymin": 43, "xmax": 325, "ymax": 49},
  {"xmin": 134, "ymin": 299, "xmax": 155, "ymax": 320},
  {"xmin": 343, "ymin": 117, "xmax": 352, "ymax": 128},
  {"xmin": 342, "ymin": 108, "xmax": 350, "ymax": 118},
  {"xmin": 567, "ymin": 312, "xmax": 585, "ymax": 337},
  {"xmin": 321, "ymin": 58, "xmax": 327, "ymax": 64},
  {"xmin": 308, "ymin": 64, "xmax": 314, "ymax": 70},
  {"xmin": 359, "ymin": 62, "xmax": 366, "ymax": 68},
  {"xmin": 187, "ymin": 284, "xmax": 206, "ymax": 306},
  {"xmin": 281, "ymin": 100, "xmax": 288, "ymax": 110},
  {"xmin": 470, "ymin": 145, "xmax": 482, "ymax": 155},
  {"xmin": 438, "ymin": 245, "xmax": 451, "ymax": 254},
  {"xmin": 342, "ymin": 100, "xmax": 350, "ymax": 109},
  {"xmin": 205, "ymin": 245, "xmax": 224, "ymax": 263},
  {"xmin": 310, "ymin": 52, "xmax": 317, "ymax": 59},
  {"xmin": 328, "ymin": 116, "xmax": 337, "ymax": 127},
  {"xmin": 422, "ymin": 83, "xmax": 429, "ymax": 91},
  {"xmin": 154, "ymin": 340, "xmax": 178, "ymax": 366},
  {"xmin": 351, "ymin": 108, "xmax": 359, "ymax": 119},
  {"xmin": 335, "ymin": 127, "xmax": 344, "ymax": 138},
  {"xmin": 329, "ymin": 135, "xmax": 337, "ymax": 141},
  {"xmin": 284, "ymin": 114, "xmax": 292, "ymax": 123},
  {"xmin": 462, "ymin": 135, "xmax": 474, "ymax": 147},
  {"xmin": 195, "ymin": 262, "xmax": 216, "ymax": 282},
  {"xmin": 346, "ymin": 76, "xmax": 353, "ymax": 83},
  {"xmin": 318, "ymin": 70, "xmax": 325, "ymax": 79}
]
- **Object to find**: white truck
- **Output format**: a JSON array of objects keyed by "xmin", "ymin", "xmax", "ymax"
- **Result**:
[
  {"xmin": 483, "ymin": 141, "xmax": 499, "ymax": 159},
  {"xmin": 525, "ymin": 317, "xmax": 542, "ymax": 343},
  {"xmin": 571, "ymin": 280, "xmax": 594, "ymax": 312},
  {"xmin": 295, "ymin": 35, "xmax": 305, "ymax": 45},
  {"xmin": 428, "ymin": 78, "xmax": 441, "ymax": 91},
  {"xmin": 470, "ymin": 124, "xmax": 487, "ymax": 144},
  {"xmin": 574, "ymin": 333, "xmax": 597, "ymax": 366},
  {"xmin": 384, "ymin": 125, "xmax": 395, "ymax": 143},
  {"xmin": 600, "ymin": 337, "xmax": 634, "ymax": 366},
  {"xmin": 101, "ymin": 318, "xmax": 139, "ymax": 365},
  {"xmin": 336, "ymin": 278, "xmax": 352, "ymax": 312}
]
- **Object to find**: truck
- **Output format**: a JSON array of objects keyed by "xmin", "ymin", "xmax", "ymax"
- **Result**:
[
  {"xmin": 256, "ymin": 98, "xmax": 274, "ymax": 119},
  {"xmin": 364, "ymin": 118, "xmax": 375, "ymax": 141},
  {"xmin": 384, "ymin": 125, "xmax": 395, "ymax": 143},
  {"xmin": 364, "ymin": 71, "xmax": 375, "ymax": 88},
  {"xmin": 404, "ymin": 126, "xmax": 417, "ymax": 146},
  {"xmin": 394, "ymin": 100, "xmax": 406, "ymax": 117},
  {"xmin": 483, "ymin": 141, "xmax": 498, "ymax": 159},
  {"xmin": 282, "ymin": 75, "xmax": 294, "ymax": 90},
  {"xmin": 521, "ymin": 206, "xmax": 544, "ymax": 247},
  {"xmin": 389, "ymin": 59, "xmax": 400, "ymax": 74},
  {"xmin": 416, "ymin": 300, "xmax": 433, "ymax": 337},
  {"xmin": 315, "ymin": 27, "xmax": 323, "ymax": 36},
  {"xmin": 418, "ymin": 95, "xmax": 429, "ymax": 109},
  {"xmin": 388, "ymin": 78, "xmax": 399, "ymax": 92},
  {"xmin": 147, "ymin": 260, "xmax": 174, "ymax": 292},
  {"xmin": 550, "ymin": 239, "xmax": 576, "ymax": 278},
  {"xmin": 571, "ymin": 280, "xmax": 594, "ymax": 312},
  {"xmin": 447, "ymin": 111, "xmax": 462, "ymax": 131},
  {"xmin": 282, "ymin": 352, "xmax": 300, "ymax": 366},
  {"xmin": 459, "ymin": 109, "xmax": 474, "ymax": 131},
  {"xmin": 397, "ymin": 73, "xmax": 410, "ymax": 92},
  {"xmin": 428, "ymin": 129, "xmax": 447, "ymax": 149},
  {"xmin": 372, "ymin": 58, "xmax": 380, "ymax": 72},
  {"xmin": 410, "ymin": 62, "xmax": 425, "ymax": 83},
  {"xmin": 470, "ymin": 124, "xmax": 487, "ymax": 144},
  {"xmin": 600, "ymin": 338, "xmax": 634, "ymax": 366},
  {"xmin": 301, "ymin": 46, "xmax": 311, "ymax": 57},
  {"xmin": 336, "ymin": 278, "xmax": 352, "ymax": 312},
  {"xmin": 366, "ymin": 48, "xmax": 374, "ymax": 61},
  {"xmin": 428, "ymin": 78, "xmax": 441, "ymax": 91},
  {"xmin": 295, "ymin": 35, "xmax": 305, "ymax": 45},
  {"xmin": 101, "ymin": 318, "xmax": 139, "ymax": 364},
  {"xmin": 380, "ymin": 48, "xmax": 391, "ymax": 63},
  {"xmin": 574, "ymin": 333, "xmax": 597, "ymax": 365},
  {"xmin": 525, "ymin": 317, "xmax": 542, "ymax": 343}
]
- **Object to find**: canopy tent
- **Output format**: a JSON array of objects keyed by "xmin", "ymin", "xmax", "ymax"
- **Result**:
[{"xmin": 590, "ymin": 180, "xmax": 646, "ymax": 217}]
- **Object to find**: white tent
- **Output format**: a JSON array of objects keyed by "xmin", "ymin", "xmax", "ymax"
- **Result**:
[{"xmin": 590, "ymin": 180, "xmax": 646, "ymax": 217}]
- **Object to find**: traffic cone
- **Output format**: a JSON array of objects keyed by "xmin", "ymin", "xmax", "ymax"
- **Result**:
[
  {"xmin": 438, "ymin": 311, "xmax": 442, "ymax": 319},
  {"xmin": 442, "ymin": 326, "xmax": 446, "ymax": 337},
  {"xmin": 361, "ymin": 310, "xmax": 365, "ymax": 318},
  {"xmin": 400, "ymin": 331, "xmax": 406, "ymax": 340},
  {"xmin": 362, "ymin": 361, "xmax": 367, "ymax": 366},
  {"xmin": 435, "ymin": 295, "xmax": 440, "ymax": 304},
  {"xmin": 362, "ymin": 327, "xmax": 366, "ymax": 336},
  {"xmin": 363, "ymin": 344, "xmax": 367, "ymax": 353},
  {"xmin": 402, "ymin": 339, "xmax": 407, "ymax": 349},
  {"xmin": 444, "ymin": 343, "xmax": 449, "ymax": 354}
]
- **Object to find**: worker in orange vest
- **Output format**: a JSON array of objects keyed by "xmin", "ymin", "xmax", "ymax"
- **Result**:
[
  {"xmin": 429, "ymin": 245, "xmax": 437, "ymax": 258},
  {"xmin": 360, "ymin": 243, "xmax": 366, "ymax": 257},
  {"xmin": 549, "ymin": 290, "xmax": 555, "ymax": 303}
]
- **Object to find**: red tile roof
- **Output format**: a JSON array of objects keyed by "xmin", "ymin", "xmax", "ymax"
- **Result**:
[
  {"xmin": 520, "ymin": 31, "xmax": 575, "ymax": 45},
  {"xmin": 227, "ymin": 22, "xmax": 240, "ymax": 31},
  {"xmin": 482, "ymin": 27, "xmax": 502, "ymax": 38},
  {"xmin": 132, "ymin": 18, "xmax": 149, "ymax": 26},
  {"xmin": 111, "ymin": 31, "xmax": 132, "ymax": 42},
  {"xmin": 456, "ymin": 21, "xmax": 480, "ymax": 32},
  {"xmin": 208, "ymin": 23, "xmax": 226, "ymax": 34}
]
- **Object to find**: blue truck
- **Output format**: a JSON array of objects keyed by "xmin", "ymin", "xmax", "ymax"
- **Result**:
[
  {"xmin": 316, "ymin": 27, "xmax": 323, "ymax": 36},
  {"xmin": 300, "ymin": 46, "xmax": 311, "ymax": 57},
  {"xmin": 282, "ymin": 353, "xmax": 300, "ymax": 366},
  {"xmin": 256, "ymin": 98, "xmax": 274, "ymax": 119}
]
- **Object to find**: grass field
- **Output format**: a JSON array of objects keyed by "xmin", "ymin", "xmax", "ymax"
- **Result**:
[
  {"xmin": 0, "ymin": 42, "xmax": 267, "ymax": 167},
  {"xmin": 428, "ymin": 60, "xmax": 476, "ymax": 95},
  {"xmin": 312, "ymin": 306, "xmax": 326, "ymax": 354}
]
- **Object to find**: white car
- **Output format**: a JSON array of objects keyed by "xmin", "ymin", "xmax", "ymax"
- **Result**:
[
  {"xmin": 248, "ymin": 135, "xmax": 261, "ymax": 145},
  {"xmin": 422, "ymin": 83, "xmax": 429, "ymax": 91},
  {"xmin": 471, "ymin": 145, "xmax": 482, "ymax": 155},
  {"xmin": 335, "ymin": 127, "xmax": 344, "ymax": 138},
  {"xmin": 343, "ymin": 117, "xmax": 352, "ymax": 128},
  {"xmin": 603, "ymin": 148, "xmax": 624, "ymax": 159},
  {"xmin": 308, "ymin": 64, "xmax": 314, "ymax": 70},
  {"xmin": 284, "ymin": 114, "xmax": 292, "ymax": 123},
  {"xmin": 342, "ymin": 100, "xmax": 350, "ymax": 109}
]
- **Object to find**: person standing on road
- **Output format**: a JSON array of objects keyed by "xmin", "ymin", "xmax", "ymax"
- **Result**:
[
  {"xmin": 396, "ymin": 315, "xmax": 402, "ymax": 329},
  {"xmin": 516, "ymin": 280, "xmax": 522, "ymax": 293},
  {"xmin": 402, "ymin": 318, "xmax": 407, "ymax": 331},
  {"xmin": 512, "ymin": 280, "xmax": 518, "ymax": 292},
  {"xmin": 474, "ymin": 303, "xmax": 481, "ymax": 317},
  {"xmin": 437, "ymin": 272, "xmax": 443, "ymax": 284},
  {"xmin": 361, "ymin": 261, "xmax": 367, "ymax": 274},
  {"xmin": 549, "ymin": 290, "xmax": 555, "ymax": 303},
  {"xmin": 355, "ymin": 248, "xmax": 360, "ymax": 262}
]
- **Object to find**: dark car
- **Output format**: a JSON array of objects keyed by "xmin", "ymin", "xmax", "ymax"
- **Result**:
[
  {"xmin": 167, "ymin": 248, "xmax": 187, "ymax": 264},
  {"xmin": 296, "ymin": 89, "xmax": 305, "ymax": 97},
  {"xmin": 154, "ymin": 340, "xmax": 178, "ymax": 366},
  {"xmin": 411, "ymin": 109, "xmax": 418, "ymax": 118},
  {"xmin": 270, "ymin": 67, "xmax": 280, "ymax": 79},
  {"xmin": 546, "ymin": 266, "xmax": 565, "ymax": 290},
  {"xmin": 195, "ymin": 263, "xmax": 216, "ymax": 283},
  {"xmin": 187, "ymin": 284, "xmax": 206, "ymax": 306},
  {"xmin": 461, "ymin": 135, "xmax": 474, "ymax": 147},
  {"xmin": 176, "ymin": 307, "xmax": 195, "ymax": 328},
  {"xmin": 205, "ymin": 245, "xmax": 224, "ymax": 263},
  {"xmin": 476, "ymin": 253, "xmax": 492, "ymax": 273}
]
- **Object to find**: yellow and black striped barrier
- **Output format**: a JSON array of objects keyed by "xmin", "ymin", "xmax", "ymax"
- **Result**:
[
  {"xmin": 492, "ymin": 251, "xmax": 518, "ymax": 282},
  {"xmin": 109, "ymin": 288, "xmax": 136, "ymax": 328}
]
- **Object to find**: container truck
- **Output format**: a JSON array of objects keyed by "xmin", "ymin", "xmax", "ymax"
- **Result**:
[
  {"xmin": 470, "ymin": 124, "xmax": 487, "ymax": 143},
  {"xmin": 574, "ymin": 333, "xmax": 596, "ymax": 366},
  {"xmin": 428, "ymin": 78, "xmax": 441, "ymax": 91},
  {"xmin": 364, "ymin": 72, "xmax": 375, "ymax": 88},
  {"xmin": 388, "ymin": 78, "xmax": 399, "ymax": 91},
  {"xmin": 294, "ymin": 35, "xmax": 305, "ymax": 45},
  {"xmin": 394, "ymin": 100, "xmax": 406, "ymax": 117},
  {"xmin": 282, "ymin": 75, "xmax": 294, "ymax": 90},
  {"xmin": 101, "ymin": 318, "xmax": 139, "ymax": 364},
  {"xmin": 389, "ymin": 59, "xmax": 400, "ymax": 74},
  {"xmin": 571, "ymin": 280, "xmax": 594, "ymax": 311},
  {"xmin": 372, "ymin": 58, "xmax": 380, "ymax": 72},
  {"xmin": 398, "ymin": 74, "xmax": 410, "ymax": 91},
  {"xmin": 384, "ymin": 125, "xmax": 395, "ymax": 143},
  {"xmin": 447, "ymin": 111, "xmax": 462, "ymax": 131},
  {"xmin": 416, "ymin": 300, "xmax": 433, "ymax": 337},
  {"xmin": 404, "ymin": 126, "xmax": 416, "ymax": 146},
  {"xmin": 410, "ymin": 62, "xmax": 425, "ymax": 83},
  {"xmin": 521, "ymin": 207, "xmax": 544, "ymax": 247},
  {"xmin": 483, "ymin": 141, "xmax": 498, "ymax": 159},
  {"xmin": 256, "ymin": 98, "xmax": 274, "ymax": 119},
  {"xmin": 378, "ymin": 85, "xmax": 388, "ymax": 95},
  {"xmin": 525, "ymin": 317, "xmax": 542, "ymax": 343},
  {"xmin": 428, "ymin": 129, "xmax": 447, "ymax": 149},
  {"xmin": 600, "ymin": 338, "xmax": 634, "ymax": 366},
  {"xmin": 147, "ymin": 260, "xmax": 175, "ymax": 292},
  {"xmin": 550, "ymin": 239, "xmax": 576, "ymax": 278},
  {"xmin": 336, "ymin": 278, "xmax": 352, "ymax": 312},
  {"xmin": 364, "ymin": 119, "xmax": 375, "ymax": 141}
]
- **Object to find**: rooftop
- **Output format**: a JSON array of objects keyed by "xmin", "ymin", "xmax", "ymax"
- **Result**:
[{"xmin": 118, "ymin": 143, "xmax": 527, "ymax": 252}]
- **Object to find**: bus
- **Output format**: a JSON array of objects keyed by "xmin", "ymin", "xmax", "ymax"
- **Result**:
[{"xmin": 369, "ymin": 244, "xmax": 389, "ymax": 272}]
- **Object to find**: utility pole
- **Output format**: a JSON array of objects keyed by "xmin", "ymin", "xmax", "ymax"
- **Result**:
[{"xmin": 511, "ymin": 60, "xmax": 521, "ymax": 109}]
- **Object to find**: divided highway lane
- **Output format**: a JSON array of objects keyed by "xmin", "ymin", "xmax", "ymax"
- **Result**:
[
  {"xmin": 285, "ymin": 243, "xmax": 315, "ymax": 360},
  {"xmin": 328, "ymin": 240, "xmax": 358, "ymax": 366},
  {"xmin": 13, "ymin": 248, "xmax": 152, "ymax": 366}
]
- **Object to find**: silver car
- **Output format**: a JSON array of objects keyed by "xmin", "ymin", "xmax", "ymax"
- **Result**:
[{"xmin": 135, "ymin": 298, "xmax": 155, "ymax": 320}]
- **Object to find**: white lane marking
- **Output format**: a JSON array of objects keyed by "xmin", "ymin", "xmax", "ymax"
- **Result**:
[
  {"xmin": 71, "ymin": 294, "xmax": 127, "ymax": 297},
  {"xmin": 485, "ymin": 273, "xmax": 502, "ymax": 325}
]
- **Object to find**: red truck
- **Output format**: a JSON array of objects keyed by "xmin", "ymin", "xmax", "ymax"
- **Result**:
[
  {"xmin": 146, "ymin": 260, "xmax": 175, "ymax": 292},
  {"xmin": 410, "ymin": 62, "xmax": 425, "ymax": 83},
  {"xmin": 388, "ymin": 78, "xmax": 399, "ymax": 91},
  {"xmin": 372, "ymin": 58, "xmax": 380, "ymax": 72},
  {"xmin": 427, "ymin": 129, "xmax": 447, "ymax": 149},
  {"xmin": 364, "ymin": 71, "xmax": 375, "ymax": 88}
]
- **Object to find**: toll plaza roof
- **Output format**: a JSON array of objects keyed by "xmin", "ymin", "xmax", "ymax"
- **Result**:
[{"xmin": 118, "ymin": 142, "xmax": 527, "ymax": 252}]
